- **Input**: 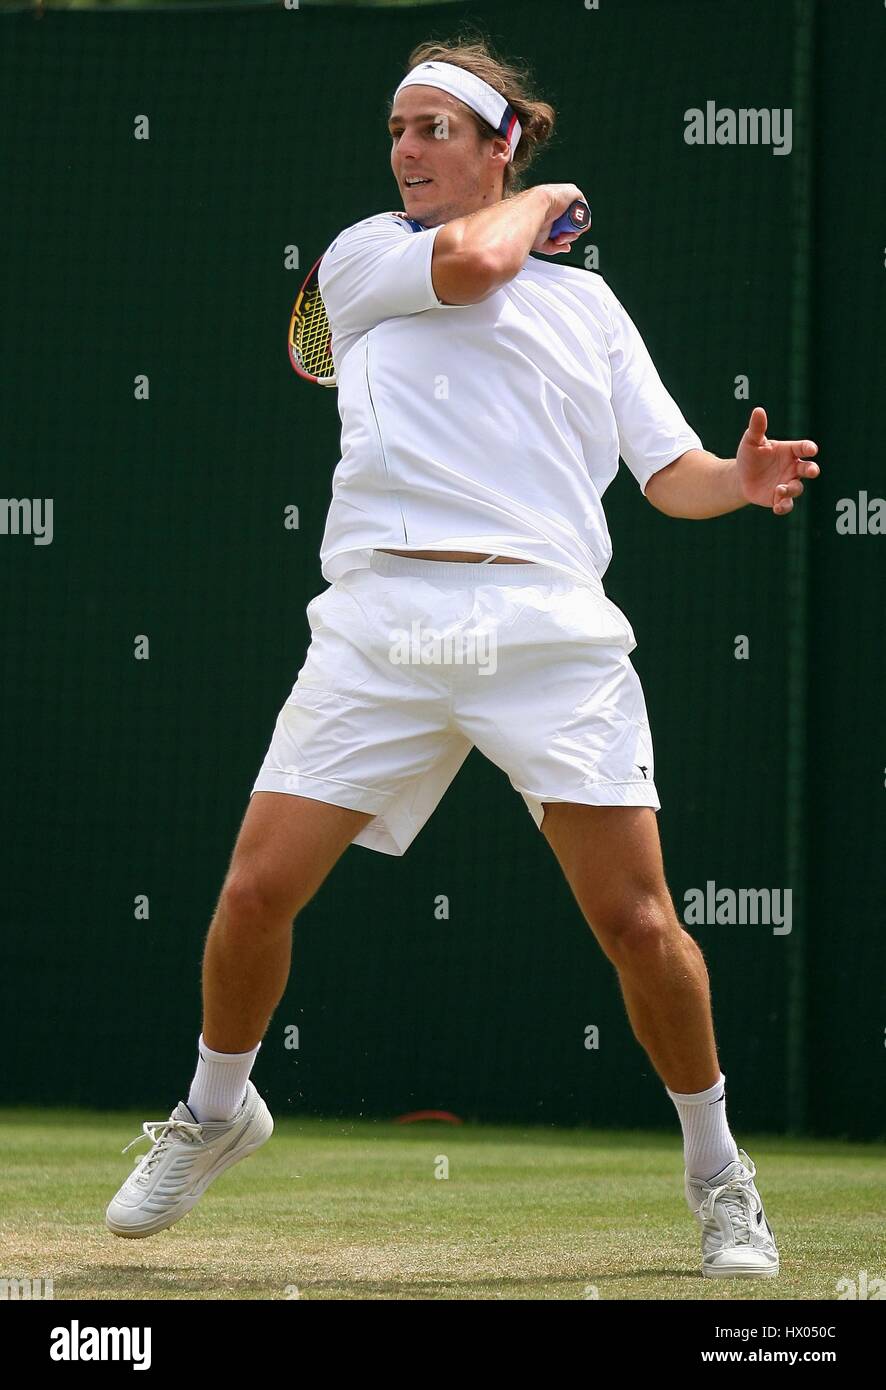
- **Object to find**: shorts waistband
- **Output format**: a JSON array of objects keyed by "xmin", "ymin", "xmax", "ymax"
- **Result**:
[{"xmin": 369, "ymin": 549, "xmax": 590, "ymax": 587}]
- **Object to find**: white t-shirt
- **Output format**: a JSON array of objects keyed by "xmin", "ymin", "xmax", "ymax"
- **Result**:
[{"xmin": 316, "ymin": 210, "xmax": 702, "ymax": 586}]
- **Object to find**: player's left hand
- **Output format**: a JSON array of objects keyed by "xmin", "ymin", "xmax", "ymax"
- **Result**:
[{"xmin": 736, "ymin": 405, "xmax": 820, "ymax": 515}]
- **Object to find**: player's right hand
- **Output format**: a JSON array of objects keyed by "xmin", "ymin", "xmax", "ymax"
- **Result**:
[{"xmin": 534, "ymin": 184, "xmax": 590, "ymax": 256}]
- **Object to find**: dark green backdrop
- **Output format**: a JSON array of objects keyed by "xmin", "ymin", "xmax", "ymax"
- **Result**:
[{"xmin": 1, "ymin": 0, "xmax": 883, "ymax": 1139}]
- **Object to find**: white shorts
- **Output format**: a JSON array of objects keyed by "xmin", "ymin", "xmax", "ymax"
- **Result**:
[{"xmin": 252, "ymin": 550, "xmax": 660, "ymax": 855}]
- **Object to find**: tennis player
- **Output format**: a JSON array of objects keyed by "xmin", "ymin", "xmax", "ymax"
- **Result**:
[{"xmin": 107, "ymin": 38, "xmax": 820, "ymax": 1280}]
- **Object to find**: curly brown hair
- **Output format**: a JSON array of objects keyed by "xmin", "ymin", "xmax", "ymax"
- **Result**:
[{"xmin": 390, "ymin": 31, "xmax": 557, "ymax": 198}]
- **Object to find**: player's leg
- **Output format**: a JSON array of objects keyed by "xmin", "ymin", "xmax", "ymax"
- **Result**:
[
  {"xmin": 201, "ymin": 790, "xmax": 373, "ymax": 1055},
  {"xmin": 107, "ymin": 556, "xmax": 471, "ymax": 1238},
  {"xmin": 540, "ymin": 801, "xmax": 778, "ymax": 1277},
  {"xmin": 105, "ymin": 791, "xmax": 372, "ymax": 1239},
  {"xmin": 539, "ymin": 803, "xmax": 718, "ymax": 1094},
  {"xmin": 451, "ymin": 561, "xmax": 778, "ymax": 1273}
]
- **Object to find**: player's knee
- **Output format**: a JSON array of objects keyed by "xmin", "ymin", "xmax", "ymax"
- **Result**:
[
  {"xmin": 594, "ymin": 889, "xmax": 677, "ymax": 962},
  {"xmin": 218, "ymin": 869, "xmax": 297, "ymax": 935}
]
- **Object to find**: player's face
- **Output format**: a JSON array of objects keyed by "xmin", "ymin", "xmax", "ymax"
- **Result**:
[{"xmin": 388, "ymin": 85, "xmax": 507, "ymax": 227}]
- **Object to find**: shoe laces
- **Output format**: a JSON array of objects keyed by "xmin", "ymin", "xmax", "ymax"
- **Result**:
[
  {"xmin": 698, "ymin": 1149, "xmax": 762, "ymax": 1244},
  {"xmin": 121, "ymin": 1117, "xmax": 204, "ymax": 1185}
]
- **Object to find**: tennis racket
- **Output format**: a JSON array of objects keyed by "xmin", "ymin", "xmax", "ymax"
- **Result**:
[
  {"xmin": 287, "ymin": 200, "xmax": 591, "ymax": 388},
  {"xmin": 550, "ymin": 198, "xmax": 591, "ymax": 238},
  {"xmin": 287, "ymin": 254, "xmax": 336, "ymax": 387}
]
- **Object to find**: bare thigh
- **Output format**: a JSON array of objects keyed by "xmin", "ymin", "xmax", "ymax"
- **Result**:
[
  {"xmin": 221, "ymin": 791, "xmax": 374, "ymax": 920},
  {"xmin": 540, "ymin": 803, "xmax": 677, "ymax": 956}
]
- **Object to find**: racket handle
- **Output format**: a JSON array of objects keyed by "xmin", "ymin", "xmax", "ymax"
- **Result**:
[{"xmin": 550, "ymin": 199, "xmax": 591, "ymax": 239}]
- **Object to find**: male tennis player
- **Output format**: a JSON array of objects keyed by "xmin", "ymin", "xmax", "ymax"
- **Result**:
[{"xmin": 107, "ymin": 41, "xmax": 820, "ymax": 1280}]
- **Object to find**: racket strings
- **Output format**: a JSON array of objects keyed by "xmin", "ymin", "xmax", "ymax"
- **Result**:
[{"xmin": 295, "ymin": 286, "xmax": 333, "ymax": 378}]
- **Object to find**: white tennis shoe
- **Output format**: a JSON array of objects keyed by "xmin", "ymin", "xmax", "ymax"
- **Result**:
[
  {"xmin": 105, "ymin": 1080, "xmax": 273, "ymax": 1238},
  {"xmin": 685, "ymin": 1148, "xmax": 779, "ymax": 1278}
]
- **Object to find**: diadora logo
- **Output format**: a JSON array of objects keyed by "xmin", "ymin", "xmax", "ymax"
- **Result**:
[{"xmin": 50, "ymin": 1321, "xmax": 152, "ymax": 1371}]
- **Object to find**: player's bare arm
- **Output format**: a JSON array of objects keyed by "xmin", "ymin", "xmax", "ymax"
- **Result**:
[
  {"xmin": 431, "ymin": 182, "xmax": 589, "ymax": 304},
  {"xmin": 645, "ymin": 406, "xmax": 821, "ymax": 518}
]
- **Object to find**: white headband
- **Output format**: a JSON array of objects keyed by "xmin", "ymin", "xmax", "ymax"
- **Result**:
[{"xmin": 393, "ymin": 60, "xmax": 522, "ymax": 162}]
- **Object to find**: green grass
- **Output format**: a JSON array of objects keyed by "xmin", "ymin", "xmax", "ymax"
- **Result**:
[{"xmin": 1, "ymin": 1110, "xmax": 883, "ymax": 1300}]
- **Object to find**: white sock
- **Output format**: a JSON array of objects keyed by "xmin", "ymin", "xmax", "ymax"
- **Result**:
[
  {"xmin": 186, "ymin": 1032, "xmax": 261, "ymax": 1123},
  {"xmin": 666, "ymin": 1071, "xmax": 740, "ymax": 1181}
]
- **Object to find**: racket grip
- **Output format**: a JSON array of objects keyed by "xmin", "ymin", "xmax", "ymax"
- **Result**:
[{"xmin": 550, "ymin": 199, "xmax": 591, "ymax": 239}]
